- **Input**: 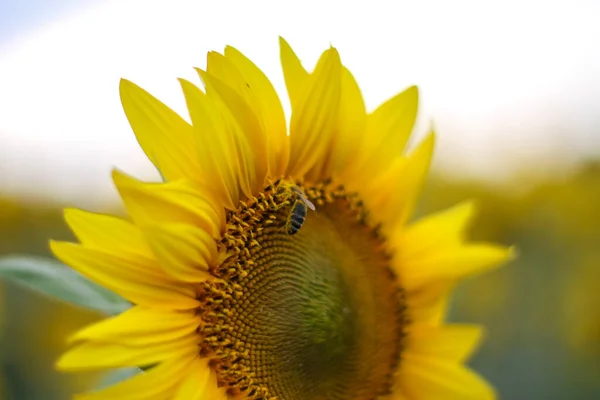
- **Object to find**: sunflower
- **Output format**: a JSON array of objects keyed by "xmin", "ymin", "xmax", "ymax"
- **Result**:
[{"xmin": 51, "ymin": 38, "xmax": 512, "ymax": 399}]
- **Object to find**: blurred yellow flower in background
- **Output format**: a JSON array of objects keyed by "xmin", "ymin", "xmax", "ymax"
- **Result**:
[{"xmin": 49, "ymin": 38, "xmax": 511, "ymax": 399}]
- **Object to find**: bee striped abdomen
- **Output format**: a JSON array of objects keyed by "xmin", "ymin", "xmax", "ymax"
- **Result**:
[{"xmin": 286, "ymin": 201, "xmax": 307, "ymax": 235}]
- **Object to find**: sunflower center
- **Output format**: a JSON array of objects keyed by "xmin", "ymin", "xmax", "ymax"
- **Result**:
[{"xmin": 197, "ymin": 181, "xmax": 406, "ymax": 400}]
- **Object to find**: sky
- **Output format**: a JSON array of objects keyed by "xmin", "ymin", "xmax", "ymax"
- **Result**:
[{"xmin": 0, "ymin": 0, "xmax": 599, "ymax": 208}]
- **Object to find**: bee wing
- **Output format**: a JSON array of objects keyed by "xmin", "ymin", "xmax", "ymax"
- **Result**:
[
  {"xmin": 301, "ymin": 195, "xmax": 316, "ymax": 211},
  {"xmin": 292, "ymin": 185, "xmax": 316, "ymax": 211}
]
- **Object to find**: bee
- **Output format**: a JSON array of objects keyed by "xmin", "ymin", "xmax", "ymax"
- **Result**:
[{"xmin": 285, "ymin": 186, "xmax": 315, "ymax": 236}]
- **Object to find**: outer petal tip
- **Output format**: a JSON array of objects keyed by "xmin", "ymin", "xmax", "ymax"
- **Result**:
[
  {"xmin": 424, "ymin": 129, "xmax": 436, "ymax": 145},
  {"xmin": 118, "ymin": 78, "xmax": 138, "ymax": 98},
  {"xmin": 49, "ymin": 239, "xmax": 68, "ymax": 257},
  {"xmin": 404, "ymin": 85, "xmax": 419, "ymax": 101},
  {"xmin": 324, "ymin": 46, "xmax": 341, "ymax": 65},
  {"xmin": 454, "ymin": 200, "xmax": 478, "ymax": 227},
  {"xmin": 111, "ymin": 168, "xmax": 135, "ymax": 189},
  {"xmin": 55, "ymin": 349, "xmax": 80, "ymax": 371},
  {"xmin": 278, "ymin": 36, "xmax": 291, "ymax": 48},
  {"xmin": 63, "ymin": 207, "xmax": 82, "ymax": 225}
]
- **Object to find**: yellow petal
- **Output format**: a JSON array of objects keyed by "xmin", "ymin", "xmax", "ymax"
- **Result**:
[
  {"xmin": 69, "ymin": 306, "xmax": 200, "ymax": 346},
  {"xmin": 143, "ymin": 224, "xmax": 216, "ymax": 283},
  {"xmin": 287, "ymin": 47, "xmax": 342, "ymax": 179},
  {"xmin": 119, "ymin": 79, "xmax": 201, "ymax": 182},
  {"xmin": 57, "ymin": 334, "xmax": 198, "ymax": 371},
  {"xmin": 64, "ymin": 208, "xmax": 153, "ymax": 259},
  {"xmin": 174, "ymin": 358, "xmax": 224, "ymax": 400},
  {"xmin": 74, "ymin": 355, "xmax": 196, "ymax": 400},
  {"xmin": 178, "ymin": 78, "xmax": 249, "ymax": 208},
  {"xmin": 330, "ymin": 67, "xmax": 367, "ymax": 180},
  {"xmin": 397, "ymin": 357, "xmax": 496, "ymax": 400},
  {"xmin": 357, "ymin": 86, "xmax": 418, "ymax": 178},
  {"xmin": 406, "ymin": 324, "xmax": 483, "ymax": 363},
  {"xmin": 390, "ymin": 132, "xmax": 435, "ymax": 226},
  {"xmin": 112, "ymin": 170, "xmax": 224, "ymax": 238},
  {"xmin": 50, "ymin": 241, "xmax": 199, "ymax": 310},
  {"xmin": 279, "ymin": 37, "xmax": 309, "ymax": 110},
  {"xmin": 224, "ymin": 45, "xmax": 290, "ymax": 177},
  {"xmin": 200, "ymin": 368, "xmax": 229, "ymax": 400},
  {"xmin": 205, "ymin": 50, "xmax": 246, "ymax": 89},
  {"xmin": 398, "ymin": 201, "xmax": 476, "ymax": 255},
  {"xmin": 399, "ymin": 243, "xmax": 514, "ymax": 291},
  {"xmin": 196, "ymin": 68, "xmax": 263, "ymax": 193},
  {"xmin": 406, "ymin": 280, "xmax": 454, "ymax": 325},
  {"xmin": 360, "ymin": 155, "xmax": 407, "ymax": 199},
  {"xmin": 364, "ymin": 133, "xmax": 434, "ymax": 229}
]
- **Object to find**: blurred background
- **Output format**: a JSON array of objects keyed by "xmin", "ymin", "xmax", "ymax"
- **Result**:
[{"xmin": 1, "ymin": 0, "xmax": 599, "ymax": 398}]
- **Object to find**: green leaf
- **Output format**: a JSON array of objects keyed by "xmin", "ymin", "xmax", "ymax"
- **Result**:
[{"xmin": 0, "ymin": 255, "xmax": 130, "ymax": 315}]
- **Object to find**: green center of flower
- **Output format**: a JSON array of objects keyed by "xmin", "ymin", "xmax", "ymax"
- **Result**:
[{"xmin": 197, "ymin": 181, "xmax": 406, "ymax": 400}]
